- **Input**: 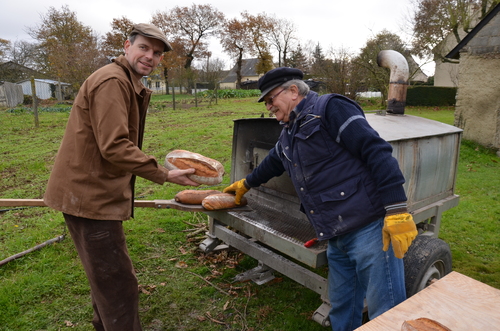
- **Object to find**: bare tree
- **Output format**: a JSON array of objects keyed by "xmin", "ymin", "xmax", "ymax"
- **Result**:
[
  {"xmin": 152, "ymin": 4, "xmax": 224, "ymax": 93},
  {"xmin": 8, "ymin": 40, "xmax": 39, "ymax": 68},
  {"xmin": 322, "ymin": 46, "xmax": 355, "ymax": 97},
  {"xmin": 410, "ymin": 0, "xmax": 498, "ymax": 58},
  {"xmin": 220, "ymin": 18, "xmax": 253, "ymax": 88},
  {"xmin": 152, "ymin": 4, "xmax": 224, "ymax": 70},
  {"xmin": 0, "ymin": 38, "xmax": 10, "ymax": 62},
  {"xmin": 267, "ymin": 16, "xmax": 297, "ymax": 67},
  {"xmin": 241, "ymin": 11, "xmax": 274, "ymax": 73},
  {"xmin": 198, "ymin": 56, "xmax": 225, "ymax": 89}
]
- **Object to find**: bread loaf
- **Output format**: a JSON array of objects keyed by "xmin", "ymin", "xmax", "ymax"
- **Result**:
[
  {"xmin": 175, "ymin": 190, "xmax": 221, "ymax": 205},
  {"xmin": 201, "ymin": 193, "xmax": 247, "ymax": 210},
  {"xmin": 165, "ymin": 150, "xmax": 224, "ymax": 185},
  {"xmin": 401, "ymin": 318, "xmax": 452, "ymax": 331}
]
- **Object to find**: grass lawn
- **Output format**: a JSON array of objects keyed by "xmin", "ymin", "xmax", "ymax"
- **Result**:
[{"xmin": 0, "ymin": 97, "xmax": 498, "ymax": 330}]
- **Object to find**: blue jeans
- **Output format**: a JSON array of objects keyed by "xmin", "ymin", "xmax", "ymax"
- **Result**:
[{"xmin": 327, "ymin": 218, "xmax": 405, "ymax": 331}]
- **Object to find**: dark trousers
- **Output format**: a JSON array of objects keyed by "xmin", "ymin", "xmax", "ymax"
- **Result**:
[{"xmin": 64, "ymin": 213, "xmax": 142, "ymax": 331}]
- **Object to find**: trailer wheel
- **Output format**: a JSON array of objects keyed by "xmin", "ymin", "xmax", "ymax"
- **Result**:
[{"xmin": 403, "ymin": 236, "xmax": 452, "ymax": 298}]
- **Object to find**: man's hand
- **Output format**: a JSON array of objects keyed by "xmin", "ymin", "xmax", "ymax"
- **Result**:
[
  {"xmin": 223, "ymin": 179, "xmax": 250, "ymax": 205},
  {"xmin": 382, "ymin": 213, "xmax": 418, "ymax": 259},
  {"xmin": 166, "ymin": 168, "xmax": 200, "ymax": 186}
]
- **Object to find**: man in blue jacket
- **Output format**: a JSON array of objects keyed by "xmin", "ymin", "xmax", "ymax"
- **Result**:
[{"xmin": 224, "ymin": 67, "xmax": 417, "ymax": 331}]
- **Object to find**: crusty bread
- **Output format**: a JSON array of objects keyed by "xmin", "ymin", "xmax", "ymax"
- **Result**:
[
  {"xmin": 401, "ymin": 318, "xmax": 452, "ymax": 331},
  {"xmin": 175, "ymin": 190, "xmax": 221, "ymax": 205},
  {"xmin": 201, "ymin": 193, "xmax": 247, "ymax": 210},
  {"xmin": 165, "ymin": 150, "xmax": 224, "ymax": 185}
]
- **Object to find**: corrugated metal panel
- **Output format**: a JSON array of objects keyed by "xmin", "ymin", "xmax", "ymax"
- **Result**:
[
  {"xmin": 366, "ymin": 114, "xmax": 462, "ymax": 212},
  {"xmin": 0, "ymin": 82, "xmax": 23, "ymax": 107},
  {"xmin": 17, "ymin": 79, "xmax": 70, "ymax": 100}
]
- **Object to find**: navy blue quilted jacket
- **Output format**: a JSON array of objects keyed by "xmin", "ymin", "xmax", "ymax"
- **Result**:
[{"xmin": 246, "ymin": 91, "xmax": 407, "ymax": 240}]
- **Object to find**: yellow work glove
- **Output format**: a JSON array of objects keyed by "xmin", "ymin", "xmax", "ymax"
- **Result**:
[
  {"xmin": 382, "ymin": 212, "xmax": 418, "ymax": 259},
  {"xmin": 223, "ymin": 179, "xmax": 250, "ymax": 205}
]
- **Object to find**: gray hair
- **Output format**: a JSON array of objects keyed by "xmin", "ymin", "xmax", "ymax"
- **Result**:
[{"xmin": 281, "ymin": 79, "xmax": 309, "ymax": 97}]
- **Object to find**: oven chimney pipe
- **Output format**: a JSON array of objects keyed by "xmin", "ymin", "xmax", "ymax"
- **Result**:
[{"xmin": 377, "ymin": 50, "xmax": 409, "ymax": 115}]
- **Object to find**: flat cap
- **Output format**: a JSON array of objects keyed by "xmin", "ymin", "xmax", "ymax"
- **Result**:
[
  {"xmin": 257, "ymin": 67, "xmax": 304, "ymax": 102},
  {"xmin": 130, "ymin": 23, "xmax": 172, "ymax": 52}
]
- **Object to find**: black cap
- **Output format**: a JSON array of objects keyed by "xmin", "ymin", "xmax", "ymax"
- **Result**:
[
  {"xmin": 257, "ymin": 67, "xmax": 304, "ymax": 102},
  {"xmin": 130, "ymin": 23, "xmax": 172, "ymax": 52}
]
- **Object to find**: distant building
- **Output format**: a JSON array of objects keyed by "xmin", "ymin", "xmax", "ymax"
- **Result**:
[
  {"xmin": 433, "ymin": 6, "xmax": 483, "ymax": 87},
  {"xmin": 220, "ymin": 59, "xmax": 262, "ymax": 89},
  {"xmin": 18, "ymin": 78, "xmax": 72, "ymax": 100},
  {"xmin": 406, "ymin": 55, "xmax": 428, "ymax": 84},
  {"xmin": 0, "ymin": 61, "xmax": 49, "ymax": 83},
  {"xmin": 446, "ymin": 3, "xmax": 500, "ymax": 155}
]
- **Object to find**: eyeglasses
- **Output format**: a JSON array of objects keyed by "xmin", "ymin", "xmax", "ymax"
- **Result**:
[{"xmin": 264, "ymin": 88, "xmax": 287, "ymax": 107}]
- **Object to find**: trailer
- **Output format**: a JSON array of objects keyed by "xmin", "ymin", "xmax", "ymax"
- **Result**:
[{"xmin": 198, "ymin": 50, "xmax": 463, "ymax": 327}]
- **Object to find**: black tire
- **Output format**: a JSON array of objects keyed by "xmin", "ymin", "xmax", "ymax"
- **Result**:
[{"xmin": 403, "ymin": 235, "xmax": 452, "ymax": 298}]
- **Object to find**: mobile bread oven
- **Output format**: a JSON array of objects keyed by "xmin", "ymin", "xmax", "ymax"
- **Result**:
[{"xmin": 199, "ymin": 51, "xmax": 463, "ymax": 327}]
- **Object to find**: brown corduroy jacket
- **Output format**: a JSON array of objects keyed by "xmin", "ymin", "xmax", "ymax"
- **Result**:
[{"xmin": 44, "ymin": 55, "xmax": 168, "ymax": 220}]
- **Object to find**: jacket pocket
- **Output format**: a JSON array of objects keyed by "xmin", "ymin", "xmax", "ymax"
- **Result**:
[
  {"xmin": 295, "ymin": 122, "xmax": 332, "ymax": 168},
  {"xmin": 295, "ymin": 119, "xmax": 321, "ymax": 140},
  {"xmin": 319, "ymin": 176, "xmax": 360, "ymax": 202}
]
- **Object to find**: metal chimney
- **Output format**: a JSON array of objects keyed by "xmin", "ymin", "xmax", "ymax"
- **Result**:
[{"xmin": 377, "ymin": 50, "xmax": 409, "ymax": 115}]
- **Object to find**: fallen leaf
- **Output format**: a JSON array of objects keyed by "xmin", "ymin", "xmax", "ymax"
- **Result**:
[
  {"xmin": 223, "ymin": 300, "xmax": 230, "ymax": 310},
  {"xmin": 175, "ymin": 261, "xmax": 188, "ymax": 268}
]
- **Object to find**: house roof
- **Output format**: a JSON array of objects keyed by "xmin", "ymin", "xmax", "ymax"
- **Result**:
[
  {"xmin": 221, "ymin": 58, "xmax": 260, "ymax": 83},
  {"xmin": 446, "ymin": 3, "xmax": 500, "ymax": 59}
]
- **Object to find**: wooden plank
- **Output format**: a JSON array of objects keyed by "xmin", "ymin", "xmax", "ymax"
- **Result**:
[
  {"xmin": 0, "ymin": 199, "xmax": 252, "ymax": 213},
  {"xmin": 356, "ymin": 271, "xmax": 500, "ymax": 330},
  {"xmin": 0, "ymin": 199, "xmax": 46, "ymax": 207}
]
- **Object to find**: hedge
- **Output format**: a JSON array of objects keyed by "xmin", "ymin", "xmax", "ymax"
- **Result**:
[{"xmin": 406, "ymin": 86, "xmax": 457, "ymax": 107}]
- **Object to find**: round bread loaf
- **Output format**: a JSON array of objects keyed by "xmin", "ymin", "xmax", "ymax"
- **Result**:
[{"xmin": 165, "ymin": 150, "xmax": 224, "ymax": 185}]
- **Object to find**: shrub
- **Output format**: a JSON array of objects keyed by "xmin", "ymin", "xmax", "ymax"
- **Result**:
[
  {"xmin": 196, "ymin": 89, "xmax": 260, "ymax": 99},
  {"xmin": 23, "ymin": 95, "xmax": 33, "ymax": 105},
  {"xmin": 407, "ymin": 86, "xmax": 457, "ymax": 106}
]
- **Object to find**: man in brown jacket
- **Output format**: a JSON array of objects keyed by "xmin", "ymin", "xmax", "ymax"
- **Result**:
[{"xmin": 44, "ymin": 24, "xmax": 198, "ymax": 331}]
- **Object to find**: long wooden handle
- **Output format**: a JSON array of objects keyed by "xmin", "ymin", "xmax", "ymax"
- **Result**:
[
  {"xmin": 0, "ymin": 199, "xmax": 46, "ymax": 207},
  {"xmin": 0, "ymin": 198, "xmax": 252, "ymax": 212}
]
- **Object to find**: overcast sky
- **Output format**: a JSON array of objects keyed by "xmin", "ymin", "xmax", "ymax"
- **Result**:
[{"xmin": 0, "ymin": 0, "xmax": 433, "ymax": 74}]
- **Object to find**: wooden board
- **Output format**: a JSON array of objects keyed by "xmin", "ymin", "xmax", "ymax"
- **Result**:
[
  {"xmin": 0, "ymin": 198, "xmax": 252, "ymax": 213},
  {"xmin": 356, "ymin": 271, "xmax": 500, "ymax": 330},
  {"xmin": 0, "ymin": 199, "xmax": 47, "ymax": 207}
]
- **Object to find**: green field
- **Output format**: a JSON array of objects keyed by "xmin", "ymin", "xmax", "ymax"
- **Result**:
[{"xmin": 0, "ymin": 97, "xmax": 498, "ymax": 330}]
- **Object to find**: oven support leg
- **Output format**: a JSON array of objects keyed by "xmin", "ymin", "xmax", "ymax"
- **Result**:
[
  {"xmin": 201, "ymin": 218, "xmax": 332, "ymax": 327},
  {"xmin": 199, "ymin": 233, "xmax": 222, "ymax": 253},
  {"xmin": 209, "ymin": 220, "xmax": 328, "ymax": 296},
  {"xmin": 233, "ymin": 261, "xmax": 275, "ymax": 285}
]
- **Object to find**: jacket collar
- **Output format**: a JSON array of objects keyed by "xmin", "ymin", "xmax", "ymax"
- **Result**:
[
  {"xmin": 113, "ymin": 55, "xmax": 150, "ymax": 96},
  {"xmin": 281, "ymin": 91, "xmax": 318, "ymax": 128}
]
